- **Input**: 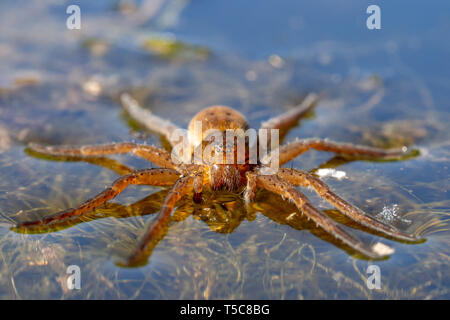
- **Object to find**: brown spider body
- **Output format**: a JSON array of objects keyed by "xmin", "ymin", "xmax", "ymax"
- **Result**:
[
  {"xmin": 14, "ymin": 93, "xmax": 422, "ymax": 266},
  {"xmin": 188, "ymin": 105, "xmax": 253, "ymax": 191}
]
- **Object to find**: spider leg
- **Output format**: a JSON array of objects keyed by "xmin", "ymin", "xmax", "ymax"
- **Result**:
[
  {"xmin": 273, "ymin": 138, "xmax": 414, "ymax": 166},
  {"xmin": 15, "ymin": 168, "xmax": 180, "ymax": 228},
  {"xmin": 193, "ymin": 174, "xmax": 204, "ymax": 203},
  {"xmin": 28, "ymin": 142, "xmax": 177, "ymax": 170},
  {"xmin": 255, "ymin": 174, "xmax": 393, "ymax": 259},
  {"xmin": 121, "ymin": 93, "xmax": 182, "ymax": 147},
  {"xmin": 126, "ymin": 175, "xmax": 194, "ymax": 266},
  {"xmin": 261, "ymin": 93, "xmax": 319, "ymax": 133},
  {"xmin": 244, "ymin": 171, "xmax": 257, "ymax": 203},
  {"xmin": 26, "ymin": 147, "xmax": 134, "ymax": 175},
  {"xmin": 278, "ymin": 168, "xmax": 420, "ymax": 242},
  {"xmin": 12, "ymin": 189, "xmax": 173, "ymax": 233}
]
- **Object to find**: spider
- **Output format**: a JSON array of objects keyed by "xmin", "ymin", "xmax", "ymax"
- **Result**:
[{"xmin": 14, "ymin": 92, "xmax": 421, "ymax": 266}]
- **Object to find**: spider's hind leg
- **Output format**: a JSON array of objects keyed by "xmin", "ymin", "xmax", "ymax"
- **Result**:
[
  {"xmin": 261, "ymin": 93, "xmax": 319, "ymax": 141},
  {"xmin": 27, "ymin": 142, "xmax": 177, "ymax": 170},
  {"xmin": 120, "ymin": 93, "xmax": 182, "ymax": 147}
]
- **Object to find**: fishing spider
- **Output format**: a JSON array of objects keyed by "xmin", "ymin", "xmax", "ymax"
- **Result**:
[{"xmin": 15, "ymin": 93, "xmax": 421, "ymax": 266}]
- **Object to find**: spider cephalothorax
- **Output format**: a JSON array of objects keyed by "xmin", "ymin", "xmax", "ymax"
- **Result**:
[
  {"xmin": 187, "ymin": 105, "xmax": 253, "ymax": 191},
  {"xmin": 14, "ymin": 93, "xmax": 422, "ymax": 266}
]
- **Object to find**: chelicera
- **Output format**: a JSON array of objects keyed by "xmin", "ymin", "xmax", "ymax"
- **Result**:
[{"xmin": 15, "ymin": 93, "xmax": 421, "ymax": 266}]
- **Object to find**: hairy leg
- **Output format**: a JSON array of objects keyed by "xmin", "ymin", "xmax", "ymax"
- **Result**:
[
  {"xmin": 193, "ymin": 174, "xmax": 204, "ymax": 203},
  {"xmin": 126, "ymin": 175, "xmax": 194, "ymax": 265},
  {"xmin": 261, "ymin": 93, "xmax": 319, "ymax": 132},
  {"xmin": 28, "ymin": 142, "xmax": 177, "ymax": 170},
  {"xmin": 27, "ymin": 147, "xmax": 134, "ymax": 176},
  {"xmin": 277, "ymin": 168, "xmax": 420, "ymax": 242},
  {"xmin": 244, "ymin": 171, "xmax": 258, "ymax": 203},
  {"xmin": 16, "ymin": 168, "xmax": 181, "ymax": 228},
  {"xmin": 121, "ymin": 93, "xmax": 182, "ymax": 147},
  {"xmin": 12, "ymin": 190, "xmax": 175, "ymax": 234},
  {"xmin": 255, "ymin": 174, "xmax": 393, "ymax": 259},
  {"xmin": 272, "ymin": 138, "xmax": 414, "ymax": 166}
]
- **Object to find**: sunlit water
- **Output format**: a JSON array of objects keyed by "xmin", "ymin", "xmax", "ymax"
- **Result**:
[{"xmin": 0, "ymin": 0, "xmax": 448, "ymax": 299}]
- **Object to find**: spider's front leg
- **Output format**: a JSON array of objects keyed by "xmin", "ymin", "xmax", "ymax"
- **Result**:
[
  {"xmin": 15, "ymin": 168, "xmax": 181, "ymax": 228},
  {"xmin": 253, "ymin": 174, "xmax": 393, "ymax": 259},
  {"xmin": 26, "ymin": 149, "xmax": 135, "ymax": 176},
  {"xmin": 277, "ymin": 168, "xmax": 420, "ymax": 242},
  {"xmin": 244, "ymin": 171, "xmax": 258, "ymax": 203},
  {"xmin": 28, "ymin": 142, "xmax": 177, "ymax": 170},
  {"xmin": 126, "ymin": 175, "xmax": 195, "ymax": 266},
  {"xmin": 274, "ymin": 138, "xmax": 416, "ymax": 166},
  {"xmin": 193, "ymin": 173, "xmax": 204, "ymax": 203}
]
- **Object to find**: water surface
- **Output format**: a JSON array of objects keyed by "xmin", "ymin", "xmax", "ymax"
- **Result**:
[{"xmin": 0, "ymin": 0, "xmax": 448, "ymax": 299}]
